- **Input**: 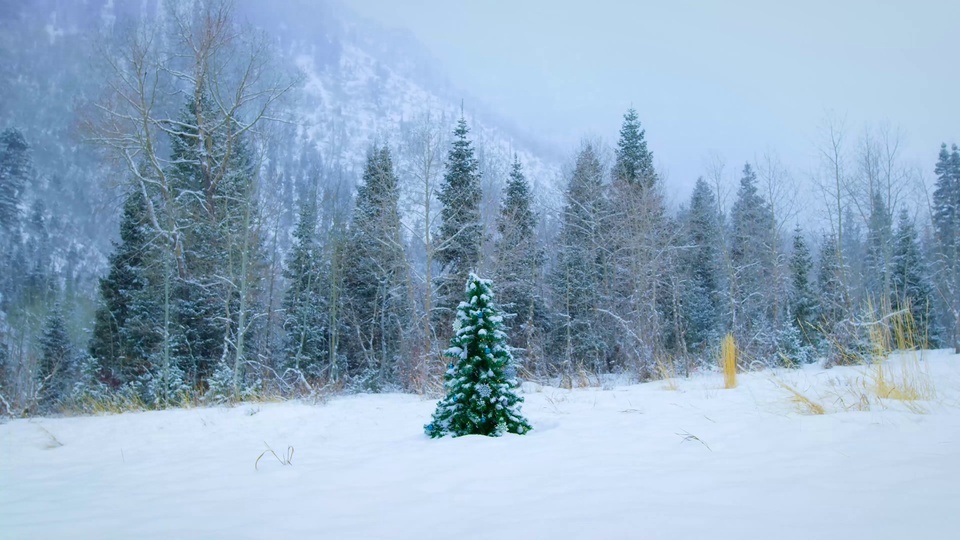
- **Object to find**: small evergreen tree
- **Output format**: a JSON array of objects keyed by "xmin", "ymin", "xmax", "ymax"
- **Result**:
[{"xmin": 426, "ymin": 273, "xmax": 531, "ymax": 438}]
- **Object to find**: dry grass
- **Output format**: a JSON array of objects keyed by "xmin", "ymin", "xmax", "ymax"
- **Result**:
[
  {"xmin": 655, "ymin": 356, "xmax": 680, "ymax": 391},
  {"xmin": 721, "ymin": 334, "xmax": 737, "ymax": 389},
  {"xmin": 862, "ymin": 301, "xmax": 936, "ymax": 407},
  {"xmin": 774, "ymin": 380, "xmax": 826, "ymax": 415}
]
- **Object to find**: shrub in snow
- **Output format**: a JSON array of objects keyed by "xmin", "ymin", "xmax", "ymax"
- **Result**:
[{"xmin": 425, "ymin": 273, "xmax": 531, "ymax": 438}]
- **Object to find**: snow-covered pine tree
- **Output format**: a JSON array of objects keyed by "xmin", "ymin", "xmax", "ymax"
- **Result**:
[
  {"xmin": 729, "ymin": 163, "xmax": 777, "ymax": 354},
  {"xmin": 36, "ymin": 306, "xmax": 73, "ymax": 412},
  {"xmin": 342, "ymin": 144, "xmax": 409, "ymax": 388},
  {"xmin": 90, "ymin": 190, "xmax": 157, "ymax": 386},
  {"xmin": 788, "ymin": 226, "xmax": 818, "ymax": 344},
  {"xmin": 550, "ymin": 143, "xmax": 608, "ymax": 374},
  {"xmin": 890, "ymin": 208, "xmax": 939, "ymax": 346},
  {"xmin": 864, "ymin": 191, "xmax": 894, "ymax": 303},
  {"xmin": 681, "ymin": 177, "xmax": 724, "ymax": 352},
  {"xmin": 608, "ymin": 108, "xmax": 672, "ymax": 369},
  {"xmin": 436, "ymin": 116, "xmax": 483, "ymax": 337},
  {"xmin": 932, "ymin": 143, "xmax": 960, "ymax": 350},
  {"xmin": 494, "ymin": 155, "xmax": 545, "ymax": 370},
  {"xmin": 282, "ymin": 199, "xmax": 329, "ymax": 381},
  {"xmin": 0, "ymin": 128, "xmax": 29, "ymax": 232},
  {"xmin": 426, "ymin": 273, "xmax": 530, "ymax": 438}
]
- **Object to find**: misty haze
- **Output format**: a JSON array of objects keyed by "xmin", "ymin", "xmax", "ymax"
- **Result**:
[{"xmin": 1, "ymin": 1, "xmax": 959, "ymax": 538}]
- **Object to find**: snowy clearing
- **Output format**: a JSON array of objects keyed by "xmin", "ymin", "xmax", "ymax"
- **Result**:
[{"xmin": 3, "ymin": 351, "xmax": 960, "ymax": 540}]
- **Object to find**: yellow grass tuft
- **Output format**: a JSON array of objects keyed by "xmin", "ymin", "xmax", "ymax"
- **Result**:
[
  {"xmin": 721, "ymin": 334, "xmax": 737, "ymax": 389},
  {"xmin": 775, "ymin": 380, "xmax": 826, "ymax": 415},
  {"xmin": 862, "ymin": 300, "xmax": 936, "ymax": 407},
  {"xmin": 655, "ymin": 356, "xmax": 680, "ymax": 391}
]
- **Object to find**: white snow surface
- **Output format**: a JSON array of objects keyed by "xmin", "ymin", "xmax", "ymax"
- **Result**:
[{"xmin": 3, "ymin": 351, "xmax": 960, "ymax": 539}]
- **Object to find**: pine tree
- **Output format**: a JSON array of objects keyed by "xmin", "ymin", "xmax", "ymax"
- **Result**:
[
  {"xmin": 90, "ymin": 190, "xmax": 157, "ymax": 385},
  {"xmin": 864, "ymin": 192, "xmax": 893, "ymax": 302},
  {"xmin": 436, "ymin": 116, "xmax": 483, "ymax": 334},
  {"xmin": 890, "ymin": 208, "xmax": 938, "ymax": 346},
  {"xmin": 932, "ymin": 143, "xmax": 960, "ymax": 350},
  {"xmin": 550, "ymin": 143, "xmax": 608, "ymax": 373},
  {"xmin": 680, "ymin": 177, "xmax": 723, "ymax": 351},
  {"xmin": 494, "ymin": 156, "xmax": 545, "ymax": 367},
  {"xmin": 611, "ymin": 108, "xmax": 656, "ymax": 189},
  {"xmin": 607, "ymin": 108, "xmax": 672, "ymax": 369},
  {"xmin": 343, "ymin": 144, "xmax": 409, "ymax": 387},
  {"xmin": 730, "ymin": 163, "xmax": 777, "ymax": 349},
  {"xmin": 282, "ymin": 199, "xmax": 328, "ymax": 380},
  {"xmin": 788, "ymin": 227, "xmax": 818, "ymax": 342},
  {"xmin": 425, "ymin": 273, "xmax": 531, "ymax": 438},
  {"xmin": 36, "ymin": 307, "xmax": 73, "ymax": 412},
  {"xmin": 0, "ymin": 128, "xmax": 29, "ymax": 231}
]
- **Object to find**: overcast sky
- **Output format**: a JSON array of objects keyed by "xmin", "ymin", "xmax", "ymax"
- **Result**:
[{"xmin": 348, "ymin": 0, "xmax": 959, "ymax": 205}]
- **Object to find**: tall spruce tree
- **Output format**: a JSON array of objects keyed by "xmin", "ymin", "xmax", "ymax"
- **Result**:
[
  {"xmin": 90, "ymin": 190, "xmax": 157, "ymax": 386},
  {"xmin": 494, "ymin": 156, "xmax": 545, "ymax": 368},
  {"xmin": 680, "ymin": 177, "xmax": 723, "ymax": 351},
  {"xmin": 282, "ymin": 199, "xmax": 328, "ymax": 380},
  {"xmin": 551, "ymin": 143, "xmax": 608, "ymax": 373},
  {"xmin": 890, "ymin": 208, "xmax": 938, "ymax": 346},
  {"xmin": 788, "ymin": 226, "xmax": 818, "ymax": 343},
  {"xmin": 730, "ymin": 163, "xmax": 777, "ymax": 350},
  {"xmin": 164, "ymin": 95, "xmax": 264, "ymax": 389},
  {"xmin": 0, "ymin": 128, "xmax": 29, "ymax": 232},
  {"xmin": 611, "ymin": 108, "xmax": 657, "ymax": 189},
  {"xmin": 864, "ymin": 192, "xmax": 894, "ymax": 303},
  {"xmin": 932, "ymin": 143, "xmax": 960, "ymax": 350},
  {"xmin": 425, "ymin": 273, "xmax": 530, "ymax": 438},
  {"xmin": 36, "ymin": 307, "xmax": 72, "ymax": 412},
  {"xmin": 436, "ymin": 116, "xmax": 483, "ymax": 334},
  {"xmin": 608, "ymin": 108, "xmax": 670, "ymax": 368},
  {"xmin": 343, "ymin": 144, "xmax": 409, "ymax": 387}
]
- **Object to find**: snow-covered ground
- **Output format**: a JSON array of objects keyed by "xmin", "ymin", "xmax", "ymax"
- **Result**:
[{"xmin": 2, "ymin": 351, "xmax": 959, "ymax": 539}]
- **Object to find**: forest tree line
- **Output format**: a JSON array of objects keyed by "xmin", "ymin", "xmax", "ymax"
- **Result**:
[{"xmin": 0, "ymin": 1, "xmax": 957, "ymax": 415}]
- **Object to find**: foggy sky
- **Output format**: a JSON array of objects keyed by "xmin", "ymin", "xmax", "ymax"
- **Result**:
[{"xmin": 348, "ymin": 0, "xmax": 959, "ymax": 206}]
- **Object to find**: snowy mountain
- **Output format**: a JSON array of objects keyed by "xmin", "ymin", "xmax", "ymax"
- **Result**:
[{"xmin": 0, "ymin": 0, "xmax": 564, "ymax": 288}]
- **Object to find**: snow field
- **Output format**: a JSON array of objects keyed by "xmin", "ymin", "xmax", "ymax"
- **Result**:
[{"xmin": 2, "ymin": 351, "xmax": 960, "ymax": 539}]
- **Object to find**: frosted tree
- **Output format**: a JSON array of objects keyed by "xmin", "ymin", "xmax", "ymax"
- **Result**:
[
  {"xmin": 863, "ymin": 192, "xmax": 893, "ymax": 303},
  {"xmin": 680, "ymin": 177, "xmax": 724, "ymax": 352},
  {"xmin": 436, "ymin": 116, "xmax": 483, "ymax": 337},
  {"xmin": 607, "ymin": 108, "xmax": 671, "ymax": 371},
  {"xmin": 788, "ymin": 227, "xmax": 818, "ymax": 342},
  {"xmin": 932, "ymin": 143, "xmax": 960, "ymax": 350},
  {"xmin": 343, "ymin": 144, "xmax": 409, "ymax": 388},
  {"xmin": 282, "ymin": 199, "xmax": 328, "ymax": 381},
  {"xmin": 36, "ymin": 307, "xmax": 73, "ymax": 413},
  {"xmin": 425, "ymin": 273, "xmax": 531, "ymax": 438},
  {"xmin": 890, "ymin": 208, "xmax": 938, "ymax": 346},
  {"xmin": 0, "ymin": 128, "xmax": 29, "ymax": 231},
  {"xmin": 90, "ymin": 190, "xmax": 157, "ymax": 386},
  {"xmin": 494, "ymin": 156, "xmax": 545, "ymax": 370},
  {"xmin": 550, "ymin": 143, "xmax": 609, "ymax": 374},
  {"xmin": 729, "ymin": 163, "xmax": 777, "ymax": 355}
]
